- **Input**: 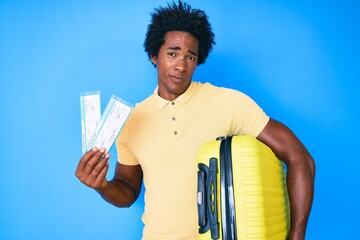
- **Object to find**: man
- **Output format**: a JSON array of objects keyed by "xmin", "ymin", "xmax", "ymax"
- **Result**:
[{"xmin": 75, "ymin": 1, "xmax": 315, "ymax": 239}]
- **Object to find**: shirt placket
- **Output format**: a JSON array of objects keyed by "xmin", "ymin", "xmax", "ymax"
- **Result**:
[{"xmin": 170, "ymin": 101, "xmax": 180, "ymax": 138}]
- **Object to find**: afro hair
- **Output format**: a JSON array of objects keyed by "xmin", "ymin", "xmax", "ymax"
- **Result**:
[{"xmin": 144, "ymin": 0, "xmax": 215, "ymax": 65}]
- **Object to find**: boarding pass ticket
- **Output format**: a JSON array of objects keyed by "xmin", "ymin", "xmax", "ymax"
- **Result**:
[{"xmin": 80, "ymin": 91, "xmax": 133, "ymax": 154}]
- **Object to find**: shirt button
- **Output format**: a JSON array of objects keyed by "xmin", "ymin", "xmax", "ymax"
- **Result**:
[
  {"xmin": 172, "ymin": 117, "xmax": 176, "ymax": 121},
  {"xmin": 171, "ymin": 102, "xmax": 175, "ymax": 105},
  {"xmin": 174, "ymin": 131, "xmax": 178, "ymax": 135}
]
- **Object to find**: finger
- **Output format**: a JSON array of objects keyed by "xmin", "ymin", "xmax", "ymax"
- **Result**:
[
  {"xmin": 80, "ymin": 148, "xmax": 110, "ymax": 187},
  {"xmin": 82, "ymin": 148, "xmax": 106, "ymax": 178},
  {"xmin": 75, "ymin": 148, "xmax": 99, "ymax": 178},
  {"xmin": 94, "ymin": 161, "xmax": 110, "ymax": 191},
  {"xmin": 90, "ymin": 153, "xmax": 110, "ymax": 179},
  {"xmin": 87, "ymin": 153, "xmax": 110, "ymax": 189}
]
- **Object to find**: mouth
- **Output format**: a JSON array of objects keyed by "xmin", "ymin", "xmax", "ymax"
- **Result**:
[{"xmin": 169, "ymin": 74, "xmax": 185, "ymax": 83}]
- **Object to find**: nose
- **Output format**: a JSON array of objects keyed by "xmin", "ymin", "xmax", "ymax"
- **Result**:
[{"xmin": 174, "ymin": 58, "xmax": 187, "ymax": 72}]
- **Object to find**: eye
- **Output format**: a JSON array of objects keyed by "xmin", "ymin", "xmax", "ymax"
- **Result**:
[
  {"xmin": 187, "ymin": 56, "xmax": 196, "ymax": 61},
  {"xmin": 168, "ymin": 52, "xmax": 176, "ymax": 57}
]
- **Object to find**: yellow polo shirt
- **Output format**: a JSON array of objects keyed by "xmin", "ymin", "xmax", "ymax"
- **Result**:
[{"xmin": 116, "ymin": 81, "xmax": 269, "ymax": 240}]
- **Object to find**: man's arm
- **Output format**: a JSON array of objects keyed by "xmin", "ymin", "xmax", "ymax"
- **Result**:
[
  {"xmin": 75, "ymin": 147, "xmax": 143, "ymax": 207},
  {"xmin": 257, "ymin": 118, "xmax": 315, "ymax": 240},
  {"xmin": 99, "ymin": 162, "xmax": 143, "ymax": 207}
]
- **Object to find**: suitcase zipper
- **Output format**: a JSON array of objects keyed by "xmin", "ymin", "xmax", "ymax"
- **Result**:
[{"xmin": 220, "ymin": 136, "xmax": 237, "ymax": 240}]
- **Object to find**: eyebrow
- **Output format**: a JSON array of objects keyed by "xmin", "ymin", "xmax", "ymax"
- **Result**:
[{"xmin": 168, "ymin": 46, "xmax": 198, "ymax": 56}]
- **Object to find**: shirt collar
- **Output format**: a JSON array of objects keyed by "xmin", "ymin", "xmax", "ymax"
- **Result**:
[{"xmin": 153, "ymin": 81, "xmax": 198, "ymax": 109}]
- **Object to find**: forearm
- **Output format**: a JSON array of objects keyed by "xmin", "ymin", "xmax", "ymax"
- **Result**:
[
  {"xmin": 286, "ymin": 155, "xmax": 315, "ymax": 239},
  {"xmin": 256, "ymin": 119, "xmax": 316, "ymax": 239},
  {"xmin": 97, "ymin": 179, "xmax": 139, "ymax": 208}
]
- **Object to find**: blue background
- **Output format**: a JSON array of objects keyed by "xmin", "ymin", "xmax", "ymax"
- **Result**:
[{"xmin": 1, "ymin": 0, "xmax": 359, "ymax": 239}]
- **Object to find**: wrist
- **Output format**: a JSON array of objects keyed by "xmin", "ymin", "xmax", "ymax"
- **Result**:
[
  {"xmin": 287, "ymin": 229, "xmax": 306, "ymax": 240},
  {"xmin": 97, "ymin": 180, "xmax": 109, "ymax": 193}
]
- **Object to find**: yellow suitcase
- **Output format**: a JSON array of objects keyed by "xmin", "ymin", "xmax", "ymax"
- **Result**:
[{"xmin": 197, "ymin": 135, "xmax": 290, "ymax": 239}]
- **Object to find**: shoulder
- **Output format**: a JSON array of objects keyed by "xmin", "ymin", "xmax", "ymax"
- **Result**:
[
  {"xmin": 201, "ymin": 82, "xmax": 252, "ymax": 102},
  {"xmin": 195, "ymin": 81, "xmax": 226, "ymax": 96},
  {"xmin": 132, "ymin": 94, "xmax": 156, "ymax": 112},
  {"xmin": 198, "ymin": 82, "xmax": 246, "ymax": 95}
]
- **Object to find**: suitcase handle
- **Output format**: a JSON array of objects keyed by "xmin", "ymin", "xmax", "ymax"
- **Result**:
[
  {"xmin": 197, "ymin": 158, "xmax": 219, "ymax": 239},
  {"xmin": 197, "ymin": 166, "xmax": 207, "ymax": 229}
]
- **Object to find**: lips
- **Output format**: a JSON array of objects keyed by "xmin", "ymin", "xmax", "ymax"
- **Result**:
[{"xmin": 169, "ymin": 74, "xmax": 185, "ymax": 83}]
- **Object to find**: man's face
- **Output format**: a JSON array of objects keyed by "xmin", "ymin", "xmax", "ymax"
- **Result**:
[{"xmin": 151, "ymin": 31, "xmax": 199, "ymax": 101}]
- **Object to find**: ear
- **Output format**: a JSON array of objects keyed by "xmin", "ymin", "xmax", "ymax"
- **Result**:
[{"xmin": 151, "ymin": 55, "xmax": 157, "ymax": 65}]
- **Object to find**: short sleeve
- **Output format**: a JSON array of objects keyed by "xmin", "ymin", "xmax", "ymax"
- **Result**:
[
  {"xmin": 115, "ymin": 118, "xmax": 139, "ymax": 165},
  {"xmin": 221, "ymin": 87, "xmax": 269, "ymax": 137}
]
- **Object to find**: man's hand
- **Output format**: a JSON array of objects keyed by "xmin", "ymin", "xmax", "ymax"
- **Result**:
[{"xmin": 75, "ymin": 147, "xmax": 110, "ymax": 192}]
